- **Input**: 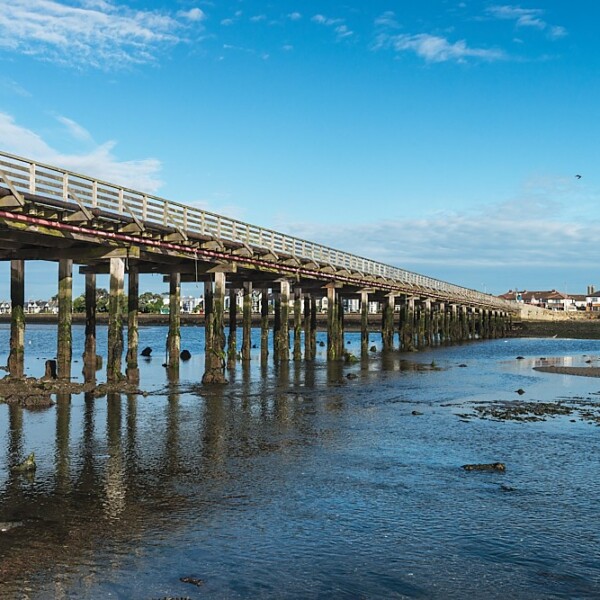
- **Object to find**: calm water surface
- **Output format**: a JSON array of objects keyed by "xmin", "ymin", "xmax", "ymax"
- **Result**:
[{"xmin": 1, "ymin": 324, "xmax": 600, "ymax": 599}]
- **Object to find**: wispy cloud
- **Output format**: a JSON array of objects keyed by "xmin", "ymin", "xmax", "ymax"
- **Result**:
[
  {"xmin": 0, "ymin": 0, "xmax": 204, "ymax": 69},
  {"xmin": 312, "ymin": 14, "xmax": 354, "ymax": 40},
  {"xmin": 0, "ymin": 112, "xmax": 162, "ymax": 192},
  {"xmin": 488, "ymin": 5, "xmax": 567, "ymax": 39},
  {"xmin": 374, "ymin": 33, "xmax": 505, "ymax": 63},
  {"xmin": 55, "ymin": 116, "xmax": 94, "ymax": 143},
  {"xmin": 288, "ymin": 12, "xmax": 302, "ymax": 21}
]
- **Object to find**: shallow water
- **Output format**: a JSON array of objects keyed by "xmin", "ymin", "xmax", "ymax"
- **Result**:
[{"xmin": 1, "ymin": 325, "xmax": 600, "ymax": 598}]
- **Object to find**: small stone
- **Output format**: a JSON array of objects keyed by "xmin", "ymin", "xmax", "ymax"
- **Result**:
[
  {"xmin": 462, "ymin": 462, "xmax": 505, "ymax": 472},
  {"xmin": 411, "ymin": 410, "xmax": 423, "ymax": 416},
  {"xmin": 515, "ymin": 389, "xmax": 525, "ymax": 395},
  {"xmin": 346, "ymin": 373, "xmax": 358, "ymax": 380},
  {"xmin": 180, "ymin": 576, "xmax": 204, "ymax": 587},
  {"xmin": 458, "ymin": 364, "xmax": 468, "ymax": 368},
  {"xmin": 516, "ymin": 356, "xmax": 525, "ymax": 360},
  {"xmin": 141, "ymin": 347, "xmax": 152, "ymax": 357},
  {"xmin": 369, "ymin": 345, "xmax": 377, "ymax": 353},
  {"xmin": 180, "ymin": 350, "xmax": 192, "ymax": 361}
]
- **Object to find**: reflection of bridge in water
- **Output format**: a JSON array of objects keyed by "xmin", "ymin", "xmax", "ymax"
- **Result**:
[{"xmin": 0, "ymin": 151, "xmax": 515, "ymax": 383}]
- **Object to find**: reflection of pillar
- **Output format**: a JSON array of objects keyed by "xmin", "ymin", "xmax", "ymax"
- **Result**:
[
  {"xmin": 242, "ymin": 282, "xmax": 252, "ymax": 361},
  {"xmin": 227, "ymin": 287, "xmax": 237, "ymax": 367},
  {"xmin": 126, "ymin": 265, "xmax": 139, "ymax": 383},
  {"xmin": 8, "ymin": 259, "xmax": 25, "ymax": 378},
  {"xmin": 293, "ymin": 288, "xmax": 302, "ymax": 361},
  {"xmin": 202, "ymin": 272, "xmax": 227, "ymax": 384},
  {"xmin": 168, "ymin": 272, "xmax": 181, "ymax": 369},
  {"xmin": 83, "ymin": 272, "xmax": 97, "ymax": 382},
  {"xmin": 260, "ymin": 290, "xmax": 269, "ymax": 363},
  {"xmin": 361, "ymin": 290, "xmax": 369, "ymax": 357},
  {"xmin": 55, "ymin": 393, "xmax": 71, "ymax": 493},
  {"xmin": 8, "ymin": 403, "xmax": 23, "ymax": 466},
  {"xmin": 105, "ymin": 393, "xmax": 126, "ymax": 520},
  {"xmin": 57, "ymin": 259, "xmax": 72, "ymax": 380},
  {"xmin": 107, "ymin": 258, "xmax": 125, "ymax": 382}
]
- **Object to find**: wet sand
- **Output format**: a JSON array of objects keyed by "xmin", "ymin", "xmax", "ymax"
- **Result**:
[{"xmin": 533, "ymin": 366, "xmax": 600, "ymax": 378}]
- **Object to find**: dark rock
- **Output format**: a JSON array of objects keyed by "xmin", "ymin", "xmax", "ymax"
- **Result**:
[
  {"xmin": 411, "ymin": 410, "xmax": 423, "ymax": 416},
  {"xmin": 500, "ymin": 484, "xmax": 516, "ymax": 492},
  {"xmin": 462, "ymin": 462, "xmax": 505, "ymax": 472},
  {"xmin": 458, "ymin": 364, "xmax": 468, "ymax": 368},
  {"xmin": 180, "ymin": 349, "xmax": 192, "ymax": 361},
  {"xmin": 346, "ymin": 373, "xmax": 358, "ymax": 380},
  {"xmin": 11, "ymin": 452, "xmax": 36, "ymax": 473},
  {"xmin": 141, "ymin": 347, "xmax": 152, "ymax": 357},
  {"xmin": 180, "ymin": 576, "xmax": 204, "ymax": 587},
  {"xmin": 318, "ymin": 341, "xmax": 325, "ymax": 347},
  {"xmin": 252, "ymin": 344, "xmax": 257, "ymax": 349},
  {"xmin": 515, "ymin": 388, "xmax": 525, "ymax": 395},
  {"xmin": 516, "ymin": 356, "xmax": 525, "ymax": 360},
  {"xmin": 42, "ymin": 360, "xmax": 57, "ymax": 380},
  {"xmin": 369, "ymin": 345, "xmax": 377, "ymax": 353}
]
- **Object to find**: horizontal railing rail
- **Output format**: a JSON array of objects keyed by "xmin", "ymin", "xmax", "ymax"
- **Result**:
[{"xmin": 0, "ymin": 151, "xmax": 514, "ymax": 311}]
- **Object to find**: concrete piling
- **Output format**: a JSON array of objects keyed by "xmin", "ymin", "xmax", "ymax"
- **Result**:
[
  {"xmin": 126, "ymin": 265, "xmax": 139, "ymax": 383},
  {"xmin": 242, "ymin": 282, "xmax": 252, "ymax": 362},
  {"xmin": 8, "ymin": 259, "xmax": 25, "ymax": 379},
  {"xmin": 168, "ymin": 272, "xmax": 181, "ymax": 370},
  {"xmin": 107, "ymin": 257, "xmax": 125, "ymax": 382},
  {"xmin": 57, "ymin": 258, "xmax": 72, "ymax": 380},
  {"xmin": 202, "ymin": 272, "xmax": 227, "ymax": 384}
]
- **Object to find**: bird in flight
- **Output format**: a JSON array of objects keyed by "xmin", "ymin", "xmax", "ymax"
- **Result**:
[{"xmin": 575, "ymin": 174, "xmax": 582, "ymax": 179}]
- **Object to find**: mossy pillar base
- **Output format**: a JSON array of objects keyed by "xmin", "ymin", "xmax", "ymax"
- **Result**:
[
  {"xmin": 57, "ymin": 259, "xmax": 73, "ymax": 380},
  {"xmin": 107, "ymin": 257, "xmax": 125, "ymax": 382},
  {"xmin": 327, "ymin": 286, "xmax": 343, "ymax": 360},
  {"xmin": 168, "ymin": 272, "xmax": 181, "ymax": 370},
  {"xmin": 8, "ymin": 259, "xmax": 25, "ymax": 379},
  {"xmin": 423, "ymin": 299, "xmax": 432, "ymax": 347},
  {"xmin": 126, "ymin": 265, "xmax": 139, "ymax": 383},
  {"xmin": 202, "ymin": 272, "xmax": 227, "ymax": 384}
]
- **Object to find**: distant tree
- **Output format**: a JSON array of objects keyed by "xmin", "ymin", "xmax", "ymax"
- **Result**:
[{"xmin": 139, "ymin": 292, "xmax": 164, "ymax": 314}]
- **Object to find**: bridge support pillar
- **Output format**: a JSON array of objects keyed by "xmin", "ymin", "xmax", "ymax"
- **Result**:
[
  {"xmin": 304, "ymin": 293, "xmax": 312, "ymax": 360},
  {"xmin": 227, "ymin": 287, "xmax": 237, "ymax": 367},
  {"xmin": 327, "ymin": 285, "xmax": 343, "ymax": 360},
  {"xmin": 83, "ymin": 272, "xmax": 97, "ymax": 382},
  {"xmin": 400, "ymin": 296, "xmax": 415, "ymax": 352},
  {"xmin": 107, "ymin": 257, "xmax": 125, "ymax": 382},
  {"xmin": 382, "ymin": 294, "xmax": 395, "ymax": 351},
  {"xmin": 360, "ymin": 290, "xmax": 369, "ymax": 357},
  {"xmin": 8, "ymin": 259, "xmax": 25, "ymax": 379},
  {"xmin": 278, "ymin": 280, "xmax": 290, "ymax": 362},
  {"xmin": 57, "ymin": 258, "xmax": 72, "ymax": 380},
  {"xmin": 458, "ymin": 305, "xmax": 466, "ymax": 341},
  {"xmin": 438, "ymin": 302, "xmax": 446, "ymax": 344},
  {"xmin": 242, "ymin": 282, "xmax": 252, "ymax": 361},
  {"xmin": 423, "ymin": 299, "xmax": 432, "ymax": 347},
  {"xmin": 126, "ymin": 265, "xmax": 139, "ymax": 383},
  {"xmin": 260, "ymin": 289, "xmax": 269, "ymax": 363},
  {"xmin": 202, "ymin": 272, "xmax": 227, "ymax": 384},
  {"xmin": 448, "ymin": 304, "xmax": 458, "ymax": 342},
  {"xmin": 168, "ymin": 272, "xmax": 181, "ymax": 370},
  {"xmin": 293, "ymin": 288, "xmax": 302, "ymax": 361},
  {"xmin": 309, "ymin": 294, "xmax": 317, "ymax": 360}
]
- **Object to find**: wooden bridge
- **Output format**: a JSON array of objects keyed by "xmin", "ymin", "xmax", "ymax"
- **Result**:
[{"xmin": 0, "ymin": 150, "xmax": 516, "ymax": 384}]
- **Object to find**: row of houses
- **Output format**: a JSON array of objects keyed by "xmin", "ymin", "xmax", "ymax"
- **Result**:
[
  {"xmin": 0, "ymin": 294, "xmax": 382, "ymax": 315},
  {"xmin": 499, "ymin": 287, "xmax": 600, "ymax": 311}
]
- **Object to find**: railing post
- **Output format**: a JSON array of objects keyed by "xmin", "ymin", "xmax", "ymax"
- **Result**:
[{"xmin": 29, "ymin": 163, "xmax": 36, "ymax": 194}]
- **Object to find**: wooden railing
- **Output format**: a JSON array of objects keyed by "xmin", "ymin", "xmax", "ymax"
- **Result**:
[{"xmin": 0, "ymin": 151, "xmax": 514, "ymax": 310}]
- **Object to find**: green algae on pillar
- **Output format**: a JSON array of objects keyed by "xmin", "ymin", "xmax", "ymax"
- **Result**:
[
  {"xmin": 57, "ymin": 258, "xmax": 73, "ymax": 380},
  {"xmin": 242, "ymin": 282, "xmax": 252, "ymax": 361},
  {"xmin": 168, "ymin": 272, "xmax": 181, "ymax": 370},
  {"xmin": 126, "ymin": 265, "xmax": 139, "ymax": 383},
  {"xmin": 326, "ymin": 286, "xmax": 341, "ymax": 360},
  {"xmin": 227, "ymin": 287, "xmax": 238, "ymax": 367},
  {"xmin": 423, "ymin": 299, "xmax": 432, "ymax": 347},
  {"xmin": 202, "ymin": 272, "xmax": 227, "ymax": 384},
  {"xmin": 8, "ymin": 259, "xmax": 25, "ymax": 379},
  {"xmin": 107, "ymin": 257, "xmax": 125, "ymax": 382}
]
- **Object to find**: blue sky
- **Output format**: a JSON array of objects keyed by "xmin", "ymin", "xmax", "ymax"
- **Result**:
[{"xmin": 0, "ymin": 0, "xmax": 598, "ymax": 299}]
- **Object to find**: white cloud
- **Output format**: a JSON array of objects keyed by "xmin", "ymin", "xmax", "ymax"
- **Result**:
[
  {"xmin": 488, "ymin": 5, "xmax": 567, "ymax": 39},
  {"xmin": 0, "ymin": 112, "xmax": 162, "ymax": 192},
  {"xmin": 250, "ymin": 15, "xmax": 267, "ymax": 23},
  {"xmin": 375, "ymin": 33, "xmax": 504, "ymax": 63},
  {"xmin": 0, "ymin": 0, "xmax": 203, "ymax": 69},
  {"xmin": 178, "ymin": 7, "xmax": 206, "ymax": 22},
  {"xmin": 55, "ymin": 116, "xmax": 94, "ymax": 143},
  {"xmin": 312, "ymin": 14, "xmax": 343, "ymax": 27},
  {"xmin": 312, "ymin": 14, "xmax": 353, "ymax": 40},
  {"xmin": 288, "ymin": 12, "xmax": 302, "ymax": 21},
  {"xmin": 374, "ymin": 11, "xmax": 399, "ymax": 29}
]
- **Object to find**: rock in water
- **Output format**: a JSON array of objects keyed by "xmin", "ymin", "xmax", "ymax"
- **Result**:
[
  {"xmin": 141, "ymin": 347, "xmax": 152, "ymax": 357},
  {"xmin": 462, "ymin": 462, "xmax": 505, "ymax": 472},
  {"xmin": 180, "ymin": 576, "xmax": 204, "ymax": 587},
  {"xmin": 12, "ymin": 452, "xmax": 36, "ymax": 473},
  {"xmin": 42, "ymin": 360, "xmax": 57, "ymax": 380},
  {"xmin": 180, "ymin": 349, "xmax": 192, "ymax": 361}
]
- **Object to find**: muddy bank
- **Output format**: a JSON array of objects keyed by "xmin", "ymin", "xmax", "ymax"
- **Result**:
[
  {"xmin": 514, "ymin": 318, "xmax": 600, "ymax": 339},
  {"xmin": 533, "ymin": 366, "xmax": 600, "ymax": 378}
]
